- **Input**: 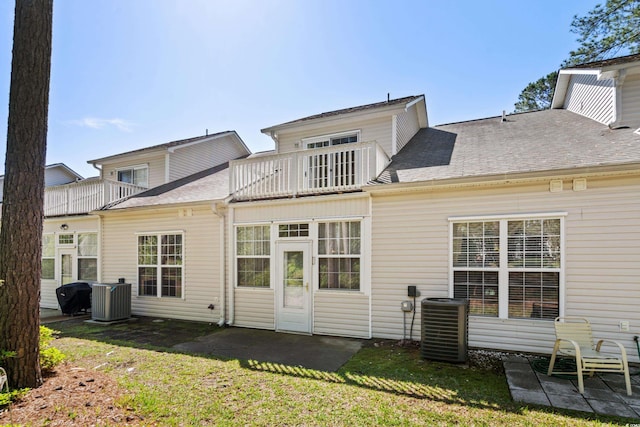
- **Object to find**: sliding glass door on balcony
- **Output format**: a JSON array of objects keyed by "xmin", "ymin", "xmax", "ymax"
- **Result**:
[{"xmin": 305, "ymin": 149, "xmax": 357, "ymax": 190}]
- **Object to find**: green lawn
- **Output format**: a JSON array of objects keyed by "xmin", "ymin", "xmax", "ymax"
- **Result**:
[{"xmin": 42, "ymin": 322, "xmax": 635, "ymax": 426}]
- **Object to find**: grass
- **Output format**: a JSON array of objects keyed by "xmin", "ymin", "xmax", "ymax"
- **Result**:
[{"xmin": 45, "ymin": 320, "xmax": 636, "ymax": 426}]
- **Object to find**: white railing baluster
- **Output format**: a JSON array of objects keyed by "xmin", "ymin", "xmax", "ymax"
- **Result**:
[
  {"xmin": 44, "ymin": 179, "xmax": 146, "ymax": 216},
  {"xmin": 228, "ymin": 141, "xmax": 389, "ymax": 200}
]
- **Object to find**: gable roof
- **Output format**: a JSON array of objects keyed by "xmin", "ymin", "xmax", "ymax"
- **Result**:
[
  {"xmin": 552, "ymin": 53, "xmax": 640, "ymax": 110},
  {"xmin": 373, "ymin": 109, "xmax": 640, "ymax": 186},
  {"xmin": 261, "ymin": 95, "xmax": 425, "ymax": 134},
  {"xmin": 87, "ymin": 130, "xmax": 249, "ymax": 165},
  {"xmin": 0, "ymin": 163, "xmax": 84, "ymax": 181}
]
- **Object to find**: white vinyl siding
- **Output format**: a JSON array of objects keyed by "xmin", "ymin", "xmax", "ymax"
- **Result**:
[
  {"xmin": 564, "ymin": 73, "xmax": 615, "ymax": 125},
  {"xmin": 370, "ymin": 175, "xmax": 640, "ymax": 362},
  {"xmin": 233, "ymin": 288, "xmax": 275, "ymax": 329},
  {"xmin": 44, "ymin": 167, "xmax": 79, "ymax": 187},
  {"xmin": 100, "ymin": 206, "xmax": 223, "ymax": 322},
  {"xmin": 396, "ymin": 103, "xmax": 421, "ymax": 153},
  {"xmin": 276, "ymin": 116, "xmax": 393, "ymax": 158},
  {"xmin": 314, "ymin": 292, "xmax": 369, "ymax": 338},
  {"xmin": 621, "ymin": 72, "xmax": 640, "ymax": 128},
  {"xmin": 233, "ymin": 193, "xmax": 370, "ymax": 224},
  {"xmin": 40, "ymin": 216, "xmax": 100, "ymax": 309},
  {"xmin": 101, "ymin": 154, "xmax": 165, "ymax": 188},
  {"xmin": 169, "ymin": 134, "xmax": 248, "ymax": 182}
]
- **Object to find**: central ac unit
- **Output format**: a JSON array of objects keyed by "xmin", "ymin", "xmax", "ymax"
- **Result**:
[{"xmin": 91, "ymin": 282, "xmax": 131, "ymax": 321}]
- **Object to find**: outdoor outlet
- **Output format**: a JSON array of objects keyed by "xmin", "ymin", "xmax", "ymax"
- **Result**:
[
  {"xmin": 401, "ymin": 300, "xmax": 413, "ymax": 312},
  {"xmin": 619, "ymin": 321, "xmax": 630, "ymax": 332}
]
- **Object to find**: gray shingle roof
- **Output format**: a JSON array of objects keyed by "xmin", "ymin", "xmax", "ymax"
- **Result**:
[
  {"xmin": 262, "ymin": 95, "xmax": 423, "ymax": 132},
  {"xmin": 568, "ymin": 53, "xmax": 640, "ymax": 69},
  {"xmin": 376, "ymin": 109, "xmax": 640, "ymax": 184},
  {"xmin": 103, "ymin": 162, "xmax": 230, "ymax": 210},
  {"xmin": 87, "ymin": 131, "xmax": 237, "ymax": 164}
]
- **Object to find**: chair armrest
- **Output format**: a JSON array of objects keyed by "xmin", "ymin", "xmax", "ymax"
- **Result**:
[
  {"xmin": 595, "ymin": 339, "xmax": 628, "ymax": 358},
  {"xmin": 554, "ymin": 338, "xmax": 583, "ymax": 359}
]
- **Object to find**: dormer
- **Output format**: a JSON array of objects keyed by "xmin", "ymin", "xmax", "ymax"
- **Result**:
[
  {"xmin": 552, "ymin": 53, "xmax": 640, "ymax": 130},
  {"xmin": 261, "ymin": 95, "xmax": 428, "ymax": 158},
  {"xmin": 88, "ymin": 131, "xmax": 250, "ymax": 189},
  {"xmin": 230, "ymin": 96, "xmax": 428, "ymax": 201}
]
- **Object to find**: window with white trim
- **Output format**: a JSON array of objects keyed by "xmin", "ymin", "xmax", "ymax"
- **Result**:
[
  {"xmin": 117, "ymin": 165, "xmax": 148, "ymax": 188},
  {"xmin": 318, "ymin": 221, "xmax": 361, "ymax": 290},
  {"xmin": 451, "ymin": 217, "xmax": 562, "ymax": 320},
  {"xmin": 77, "ymin": 233, "xmax": 98, "ymax": 281},
  {"xmin": 41, "ymin": 234, "xmax": 55, "ymax": 280},
  {"xmin": 137, "ymin": 233, "xmax": 183, "ymax": 297},
  {"xmin": 304, "ymin": 131, "xmax": 359, "ymax": 149},
  {"xmin": 236, "ymin": 225, "xmax": 270, "ymax": 287}
]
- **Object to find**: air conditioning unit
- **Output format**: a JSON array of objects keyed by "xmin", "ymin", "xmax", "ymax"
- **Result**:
[
  {"xmin": 421, "ymin": 298, "xmax": 469, "ymax": 363},
  {"xmin": 91, "ymin": 283, "xmax": 131, "ymax": 321}
]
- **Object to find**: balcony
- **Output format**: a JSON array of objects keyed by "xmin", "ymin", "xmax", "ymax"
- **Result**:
[
  {"xmin": 44, "ymin": 178, "xmax": 147, "ymax": 216},
  {"xmin": 230, "ymin": 141, "xmax": 390, "ymax": 201}
]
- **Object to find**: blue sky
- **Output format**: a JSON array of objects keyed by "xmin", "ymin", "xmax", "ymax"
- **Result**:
[{"xmin": 0, "ymin": 0, "xmax": 599, "ymax": 178}]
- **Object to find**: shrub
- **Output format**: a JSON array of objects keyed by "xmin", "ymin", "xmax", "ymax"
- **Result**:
[{"xmin": 39, "ymin": 326, "xmax": 65, "ymax": 372}]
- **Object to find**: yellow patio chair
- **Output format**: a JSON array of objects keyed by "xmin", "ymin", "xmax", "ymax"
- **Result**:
[{"xmin": 548, "ymin": 317, "xmax": 632, "ymax": 396}]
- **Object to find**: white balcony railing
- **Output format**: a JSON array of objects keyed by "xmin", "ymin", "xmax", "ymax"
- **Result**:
[
  {"xmin": 44, "ymin": 179, "xmax": 146, "ymax": 216},
  {"xmin": 230, "ymin": 141, "xmax": 390, "ymax": 201}
]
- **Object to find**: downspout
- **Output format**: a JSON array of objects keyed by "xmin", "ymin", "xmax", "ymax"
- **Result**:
[
  {"xmin": 606, "ymin": 69, "xmax": 627, "ymax": 129},
  {"xmin": 212, "ymin": 203, "xmax": 227, "ymax": 326},
  {"xmin": 228, "ymin": 205, "xmax": 235, "ymax": 325}
]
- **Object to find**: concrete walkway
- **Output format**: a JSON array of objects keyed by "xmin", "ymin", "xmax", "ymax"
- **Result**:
[{"xmin": 504, "ymin": 355, "xmax": 640, "ymax": 418}]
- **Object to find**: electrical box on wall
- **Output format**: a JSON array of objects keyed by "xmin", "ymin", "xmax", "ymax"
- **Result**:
[
  {"xmin": 401, "ymin": 300, "xmax": 413, "ymax": 312},
  {"xmin": 408, "ymin": 285, "xmax": 417, "ymax": 297}
]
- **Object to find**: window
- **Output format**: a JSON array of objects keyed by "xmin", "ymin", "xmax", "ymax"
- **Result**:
[
  {"xmin": 278, "ymin": 223, "xmax": 309, "ymax": 238},
  {"xmin": 304, "ymin": 132, "xmax": 359, "ymax": 149},
  {"xmin": 451, "ymin": 216, "xmax": 562, "ymax": 320},
  {"xmin": 41, "ymin": 234, "xmax": 55, "ymax": 280},
  {"xmin": 236, "ymin": 225, "xmax": 270, "ymax": 287},
  {"xmin": 137, "ymin": 233, "xmax": 183, "ymax": 297},
  {"xmin": 117, "ymin": 165, "xmax": 148, "ymax": 188},
  {"xmin": 58, "ymin": 234, "xmax": 74, "ymax": 245},
  {"xmin": 318, "ymin": 221, "xmax": 361, "ymax": 290},
  {"xmin": 78, "ymin": 233, "xmax": 98, "ymax": 281},
  {"xmin": 304, "ymin": 131, "xmax": 360, "ymax": 189}
]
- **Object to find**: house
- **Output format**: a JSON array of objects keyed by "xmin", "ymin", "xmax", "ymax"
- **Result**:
[
  {"xmin": 51, "ymin": 53, "xmax": 640, "ymax": 362},
  {"xmin": 39, "ymin": 131, "xmax": 250, "ymax": 309}
]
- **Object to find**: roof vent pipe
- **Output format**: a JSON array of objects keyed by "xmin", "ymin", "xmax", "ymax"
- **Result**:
[
  {"xmin": 206, "ymin": 128, "xmax": 208, "ymax": 136},
  {"xmin": 501, "ymin": 110, "xmax": 506, "ymax": 122},
  {"xmin": 387, "ymin": 93, "xmax": 390, "ymax": 102}
]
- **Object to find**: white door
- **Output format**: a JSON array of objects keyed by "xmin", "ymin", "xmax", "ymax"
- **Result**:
[
  {"xmin": 59, "ymin": 248, "xmax": 77, "ymax": 285},
  {"xmin": 276, "ymin": 241, "xmax": 312, "ymax": 333}
]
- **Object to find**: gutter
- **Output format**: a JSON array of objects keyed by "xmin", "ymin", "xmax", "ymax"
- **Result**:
[{"xmin": 364, "ymin": 163, "xmax": 640, "ymax": 195}]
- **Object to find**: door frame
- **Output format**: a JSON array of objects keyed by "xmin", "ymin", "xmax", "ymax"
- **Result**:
[
  {"xmin": 274, "ymin": 240, "xmax": 313, "ymax": 334},
  {"xmin": 58, "ymin": 247, "xmax": 77, "ymax": 286}
]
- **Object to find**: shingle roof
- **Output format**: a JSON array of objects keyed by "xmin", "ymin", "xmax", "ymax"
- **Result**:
[
  {"xmin": 568, "ymin": 53, "xmax": 640, "ymax": 69},
  {"xmin": 262, "ymin": 95, "xmax": 423, "ymax": 132},
  {"xmin": 375, "ymin": 109, "xmax": 640, "ymax": 184},
  {"xmin": 87, "ymin": 131, "xmax": 236, "ymax": 164},
  {"xmin": 103, "ymin": 162, "xmax": 231, "ymax": 210}
]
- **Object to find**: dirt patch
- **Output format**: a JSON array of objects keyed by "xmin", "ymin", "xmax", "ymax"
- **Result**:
[{"xmin": 0, "ymin": 362, "xmax": 150, "ymax": 426}]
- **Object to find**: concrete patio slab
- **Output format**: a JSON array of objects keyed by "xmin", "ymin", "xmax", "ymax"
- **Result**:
[
  {"xmin": 504, "ymin": 356, "xmax": 640, "ymax": 419},
  {"xmin": 172, "ymin": 327, "xmax": 363, "ymax": 372}
]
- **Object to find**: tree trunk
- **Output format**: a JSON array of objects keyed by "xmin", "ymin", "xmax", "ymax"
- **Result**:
[{"xmin": 0, "ymin": 0, "xmax": 53, "ymax": 389}]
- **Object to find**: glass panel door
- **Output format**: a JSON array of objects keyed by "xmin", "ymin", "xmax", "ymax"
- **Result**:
[
  {"xmin": 283, "ymin": 251, "xmax": 304, "ymax": 308},
  {"xmin": 276, "ymin": 241, "xmax": 311, "ymax": 333},
  {"xmin": 61, "ymin": 253, "xmax": 73, "ymax": 285}
]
